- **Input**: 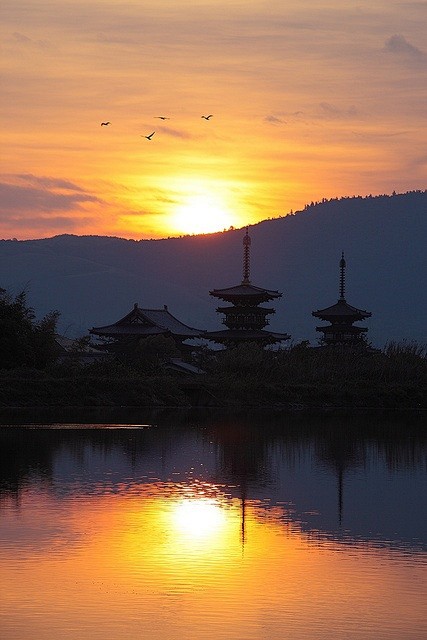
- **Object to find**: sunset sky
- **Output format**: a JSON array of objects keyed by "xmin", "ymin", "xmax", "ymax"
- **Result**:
[{"xmin": 2, "ymin": 0, "xmax": 426, "ymax": 240}]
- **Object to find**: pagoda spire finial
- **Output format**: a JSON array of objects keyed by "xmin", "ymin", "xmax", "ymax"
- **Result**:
[
  {"xmin": 242, "ymin": 226, "xmax": 251, "ymax": 283},
  {"xmin": 339, "ymin": 251, "xmax": 346, "ymax": 300}
]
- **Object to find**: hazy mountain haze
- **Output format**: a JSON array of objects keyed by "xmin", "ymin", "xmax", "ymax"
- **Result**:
[{"xmin": 1, "ymin": 192, "xmax": 426, "ymax": 346}]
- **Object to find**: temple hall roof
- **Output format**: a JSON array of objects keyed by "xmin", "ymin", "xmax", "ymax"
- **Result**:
[{"xmin": 90, "ymin": 303, "xmax": 205, "ymax": 338}]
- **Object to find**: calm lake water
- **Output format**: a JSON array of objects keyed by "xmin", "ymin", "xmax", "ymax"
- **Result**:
[{"xmin": 0, "ymin": 409, "xmax": 426, "ymax": 640}]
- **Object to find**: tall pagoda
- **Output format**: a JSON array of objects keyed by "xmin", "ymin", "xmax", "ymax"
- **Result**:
[
  {"xmin": 312, "ymin": 253, "xmax": 371, "ymax": 347},
  {"xmin": 205, "ymin": 227, "xmax": 290, "ymax": 347}
]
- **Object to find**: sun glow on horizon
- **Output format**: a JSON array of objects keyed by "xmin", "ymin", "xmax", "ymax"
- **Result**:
[{"xmin": 170, "ymin": 192, "xmax": 238, "ymax": 235}]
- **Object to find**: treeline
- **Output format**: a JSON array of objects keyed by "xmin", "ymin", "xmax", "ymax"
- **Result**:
[
  {"xmin": 1, "ymin": 288, "xmax": 426, "ymax": 409},
  {"xmin": 302, "ymin": 189, "xmax": 427, "ymax": 211},
  {"xmin": 1, "ymin": 339, "xmax": 426, "ymax": 410},
  {"xmin": 201, "ymin": 341, "xmax": 427, "ymax": 409}
]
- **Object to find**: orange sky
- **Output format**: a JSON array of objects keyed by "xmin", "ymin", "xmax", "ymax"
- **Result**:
[{"xmin": 1, "ymin": 1, "xmax": 427, "ymax": 240}]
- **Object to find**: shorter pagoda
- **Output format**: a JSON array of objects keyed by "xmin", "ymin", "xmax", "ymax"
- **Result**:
[
  {"xmin": 205, "ymin": 227, "xmax": 290, "ymax": 347},
  {"xmin": 312, "ymin": 253, "xmax": 371, "ymax": 347}
]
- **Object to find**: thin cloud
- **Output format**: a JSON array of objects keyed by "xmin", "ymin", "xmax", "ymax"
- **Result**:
[
  {"xmin": 264, "ymin": 115, "xmax": 287, "ymax": 125},
  {"xmin": 12, "ymin": 31, "xmax": 51, "ymax": 50},
  {"xmin": 4, "ymin": 216, "xmax": 94, "ymax": 230},
  {"xmin": 157, "ymin": 126, "xmax": 193, "ymax": 140},
  {"xmin": 318, "ymin": 103, "xmax": 358, "ymax": 119},
  {"xmin": 0, "ymin": 177, "xmax": 101, "ymax": 214},
  {"xmin": 13, "ymin": 32, "xmax": 32, "ymax": 44},
  {"xmin": 384, "ymin": 34, "xmax": 426, "ymax": 64},
  {"xmin": 407, "ymin": 153, "xmax": 427, "ymax": 169},
  {"xmin": 11, "ymin": 174, "xmax": 86, "ymax": 192},
  {"xmin": 351, "ymin": 130, "xmax": 411, "ymax": 140}
]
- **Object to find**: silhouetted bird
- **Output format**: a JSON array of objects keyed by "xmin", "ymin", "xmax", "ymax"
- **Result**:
[
  {"xmin": 201, "ymin": 115, "xmax": 213, "ymax": 120},
  {"xmin": 100, "ymin": 122, "xmax": 111, "ymax": 126},
  {"xmin": 155, "ymin": 116, "xmax": 170, "ymax": 120},
  {"xmin": 142, "ymin": 132, "xmax": 155, "ymax": 140}
]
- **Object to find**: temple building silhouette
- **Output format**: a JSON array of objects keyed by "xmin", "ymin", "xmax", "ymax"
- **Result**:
[
  {"xmin": 86, "ymin": 238, "xmax": 372, "ymax": 355},
  {"xmin": 89, "ymin": 303, "xmax": 204, "ymax": 351},
  {"xmin": 312, "ymin": 253, "xmax": 372, "ymax": 347},
  {"xmin": 205, "ymin": 227, "xmax": 290, "ymax": 347}
]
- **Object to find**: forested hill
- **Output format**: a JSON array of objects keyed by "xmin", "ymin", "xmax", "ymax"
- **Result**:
[{"xmin": 1, "ymin": 191, "xmax": 426, "ymax": 346}]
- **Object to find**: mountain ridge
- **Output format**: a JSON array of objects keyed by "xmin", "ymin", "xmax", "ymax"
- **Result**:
[{"xmin": 1, "ymin": 191, "xmax": 426, "ymax": 346}]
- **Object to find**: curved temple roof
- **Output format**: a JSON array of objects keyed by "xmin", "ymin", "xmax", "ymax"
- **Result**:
[
  {"xmin": 210, "ymin": 282, "xmax": 282, "ymax": 303},
  {"xmin": 312, "ymin": 299, "xmax": 371, "ymax": 321},
  {"xmin": 90, "ymin": 303, "xmax": 205, "ymax": 339}
]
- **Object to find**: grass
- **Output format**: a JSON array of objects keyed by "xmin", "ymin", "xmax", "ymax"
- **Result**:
[{"xmin": 0, "ymin": 341, "xmax": 426, "ymax": 409}]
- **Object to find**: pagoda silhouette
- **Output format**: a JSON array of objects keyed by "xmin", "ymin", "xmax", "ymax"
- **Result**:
[
  {"xmin": 205, "ymin": 227, "xmax": 290, "ymax": 347},
  {"xmin": 312, "ymin": 253, "xmax": 371, "ymax": 347}
]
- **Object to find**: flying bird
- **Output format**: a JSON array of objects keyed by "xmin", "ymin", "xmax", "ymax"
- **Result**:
[
  {"xmin": 142, "ymin": 132, "xmax": 155, "ymax": 140},
  {"xmin": 201, "ymin": 115, "xmax": 213, "ymax": 120},
  {"xmin": 100, "ymin": 122, "xmax": 111, "ymax": 126},
  {"xmin": 155, "ymin": 116, "xmax": 170, "ymax": 120}
]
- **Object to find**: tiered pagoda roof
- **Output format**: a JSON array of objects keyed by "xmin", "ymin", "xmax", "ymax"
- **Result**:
[
  {"xmin": 312, "ymin": 253, "xmax": 371, "ymax": 346},
  {"xmin": 210, "ymin": 282, "xmax": 282, "ymax": 304},
  {"xmin": 205, "ymin": 227, "xmax": 290, "ymax": 346},
  {"xmin": 313, "ymin": 299, "xmax": 371, "ymax": 322}
]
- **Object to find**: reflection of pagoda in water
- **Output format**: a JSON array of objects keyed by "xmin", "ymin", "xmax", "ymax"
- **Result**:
[
  {"xmin": 312, "ymin": 253, "xmax": 372, "ymax": 347},
  {"xmin": 205, "ymin": 227, "xmax": 290, "ymax": 347}
]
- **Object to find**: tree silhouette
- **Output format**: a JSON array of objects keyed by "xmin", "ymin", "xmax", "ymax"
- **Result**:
[{"xmin": 0, "ymin": 287, "xmax": 60, "ymax": 369}]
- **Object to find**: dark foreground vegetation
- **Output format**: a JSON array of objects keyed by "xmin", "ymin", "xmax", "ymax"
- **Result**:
[
  {"xmin": 1, "ymin": 287, "xmax": 426, "ymax": 409},
  {"xmin": 1, "ymin": 341, "xmax": 426, "ymax": 410}
]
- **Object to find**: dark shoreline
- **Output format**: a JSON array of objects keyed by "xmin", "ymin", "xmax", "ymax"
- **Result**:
[
  {"xmin": 0, "ymin": 377, "xmax": 425, "ymax": 412},
  {"xmin": 1, "ymin": 341, "xmax": 426, "ymax": 412}
]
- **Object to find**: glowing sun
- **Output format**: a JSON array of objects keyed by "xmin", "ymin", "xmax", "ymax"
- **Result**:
[{"xmin": 171, "ymin": 194, "xmax": 235, "ymax": 235}]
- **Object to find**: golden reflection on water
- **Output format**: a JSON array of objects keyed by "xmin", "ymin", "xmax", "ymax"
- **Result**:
[
  {"xmin": 171, "ymin": 497, "xmax": 226, "ymax": 539},
  {"xmin": 1, "ymin": 478, "xmax": 426, "ymax": 640}
]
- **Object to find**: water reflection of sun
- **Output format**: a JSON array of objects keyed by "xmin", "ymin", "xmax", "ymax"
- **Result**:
[
  {"xmin": 171, "ymin": 498, "xmax": 226, "ymax": 540},
  {"xmin": 3, "ymin": 488, "xmax": 426, "ymax": 640},
  {"xmin": 118, "ymin": 484, "xmax": 241, "ymax": 572}
]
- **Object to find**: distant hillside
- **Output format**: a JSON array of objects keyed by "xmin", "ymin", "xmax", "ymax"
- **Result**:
[{"xmin": 1, "ymin": 191, "xmax": 426, "ymax": 346}]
